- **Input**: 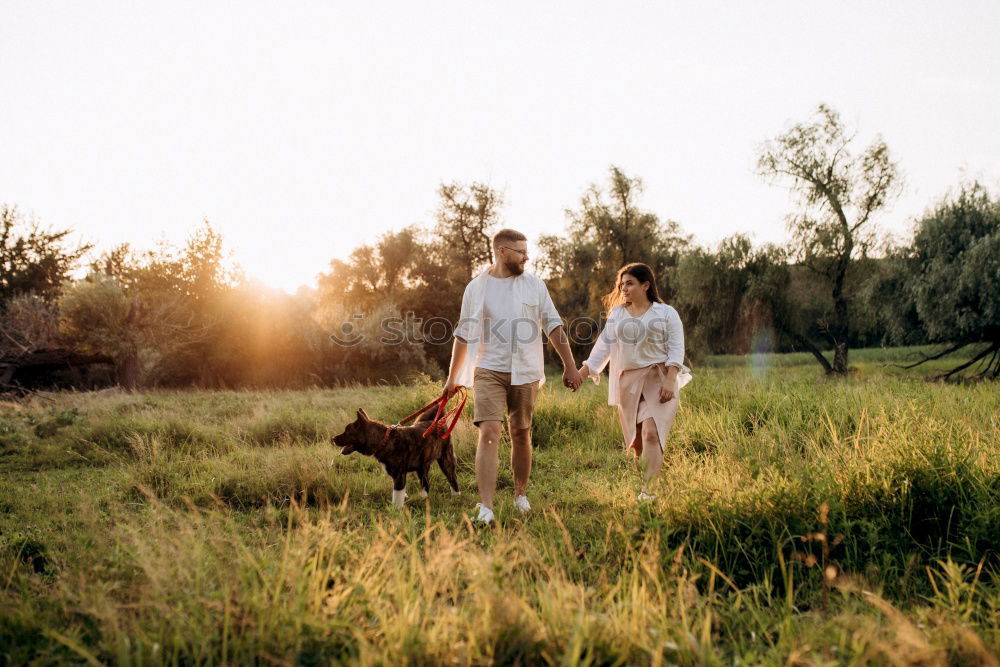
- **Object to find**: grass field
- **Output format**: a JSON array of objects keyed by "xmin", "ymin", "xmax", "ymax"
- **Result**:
[{"xmin": 1, "ymin": 347, "xmax": 998, "ymax": 664}]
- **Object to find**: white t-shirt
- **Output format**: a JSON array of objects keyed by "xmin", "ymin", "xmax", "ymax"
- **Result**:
[{"xmin": 476, "ymin": 274, "xmax": 521, "ymax": 372}]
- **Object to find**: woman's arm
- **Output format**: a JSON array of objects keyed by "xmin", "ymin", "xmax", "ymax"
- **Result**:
[
  {"xmin": 580, "ymin": 310, "xmax": 617, "ymax": 379},
  {"xmin": 656, "ymin": 306, "xmax": 685, "ymax": 402},
  {"xmin": 656, "ymin": 363, "xmax": 679, "ymax": 402},
  {"xmin": 662, "ymin": 305, "xmax": 685, "ymax": 371}
]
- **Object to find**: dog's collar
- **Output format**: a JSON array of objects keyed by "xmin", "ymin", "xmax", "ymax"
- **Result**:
[{"xmin": 376, "ymin": 424, "xmax": 399, "ymax": 452}]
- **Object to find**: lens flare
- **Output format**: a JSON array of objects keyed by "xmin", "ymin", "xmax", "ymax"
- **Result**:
[{"xmin": 750, "ymin": 328, "xmax": 775, "ymax": 378}]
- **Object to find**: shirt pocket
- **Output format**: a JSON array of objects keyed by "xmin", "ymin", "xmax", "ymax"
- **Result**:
[
  {"xmin": 521, "ymin": 298, "xmax": 540, "ymax": 320},
  {"xmin": 515, "ymin": 299, "xmax": 542, "ymax": 348}
]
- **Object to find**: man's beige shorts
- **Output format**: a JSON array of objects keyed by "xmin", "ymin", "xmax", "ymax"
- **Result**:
[{"xmin": 472, "ymin": 368, "xmax": 539, "ymax": 429}]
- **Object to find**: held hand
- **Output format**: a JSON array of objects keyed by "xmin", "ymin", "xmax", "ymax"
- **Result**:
[
  {"xmin": 658, "ymin": 380, "xmax": 675, "ymax": 403},
  {"xmin": 562, "ymin": 367, "xmax": 582, "ymax": 392}
]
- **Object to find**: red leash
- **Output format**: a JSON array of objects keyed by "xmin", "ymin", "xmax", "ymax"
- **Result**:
[
  {"xmin": 422, "ymin": 388, "xmax": 468, "ymax": 439},
  {"xmin": 378, "ymin": 388, "xmax": 468, "ymax": 449}
]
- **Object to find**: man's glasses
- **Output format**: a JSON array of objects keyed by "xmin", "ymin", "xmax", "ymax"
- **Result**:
[{"xmin": 499, "ymin": 246, "xmax": 529, "ymax": 260}]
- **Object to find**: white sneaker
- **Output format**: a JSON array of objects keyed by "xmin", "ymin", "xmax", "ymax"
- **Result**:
[
  {"xmin": 474, "ymin": 503, "xmax": 494, "ymax": 525},
  {"xmin": 513, "ymin": 495, "xmax": 531, "ymax": 513},
  {"xmin": 637, "ymin": 491, "xmax": 657, "ymax": 502}
]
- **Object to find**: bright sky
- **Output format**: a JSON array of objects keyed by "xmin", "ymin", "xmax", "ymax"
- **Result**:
[{"xmin": 2, "ymin": 1, "xmax": 998, "ymax": 293}]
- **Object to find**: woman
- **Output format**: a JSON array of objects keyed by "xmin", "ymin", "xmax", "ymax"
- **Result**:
[{"xmin": 578, "ymin": 263, "xmax": 691, "ymax": 501}]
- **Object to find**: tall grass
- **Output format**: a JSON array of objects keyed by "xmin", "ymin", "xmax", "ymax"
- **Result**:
[{"xmin": 1, "ymin": 354, "xmax": 997, "ymax": 663}]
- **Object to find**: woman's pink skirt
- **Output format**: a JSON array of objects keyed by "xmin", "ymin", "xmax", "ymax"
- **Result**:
[{"xmin": 616, "ymin": 365, "xmax": 679, "ymax": 455}]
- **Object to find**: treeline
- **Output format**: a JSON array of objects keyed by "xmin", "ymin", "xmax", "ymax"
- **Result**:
[{"xmin": 2, "ymin": 105, "xmax": 998, "ymax": 390}]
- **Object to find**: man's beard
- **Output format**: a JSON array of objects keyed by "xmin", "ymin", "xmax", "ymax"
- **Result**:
[{"xmin": 505, "ymin": 258, "xmax": 525, "ymax": 276}]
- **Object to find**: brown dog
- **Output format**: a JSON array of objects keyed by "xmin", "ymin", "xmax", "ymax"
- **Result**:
[{"xmin": 333, "ymin": 406, "xmax": 460, "ymax": 506}]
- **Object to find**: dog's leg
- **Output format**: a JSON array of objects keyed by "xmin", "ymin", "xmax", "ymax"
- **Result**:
[
  {"xmin": 391, "ymin": 472, "xmax": 407, "ymax": 507},
  {"xmin": 417, "ymin": 465, "xmax": 431, "ymax": 499},
  {"xmin": 438, "ymin": 438, "xmax": 460, "ymax": 494}
]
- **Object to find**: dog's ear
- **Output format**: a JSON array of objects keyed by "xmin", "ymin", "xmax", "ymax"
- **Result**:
[{"xmin": 357, "ymin": 408, "xmax": 370, "ymax": 421}]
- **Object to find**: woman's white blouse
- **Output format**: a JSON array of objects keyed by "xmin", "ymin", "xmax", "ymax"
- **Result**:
[{"xmin": 584, "ymin": 302, "xmax": 692, "ymax": 405}]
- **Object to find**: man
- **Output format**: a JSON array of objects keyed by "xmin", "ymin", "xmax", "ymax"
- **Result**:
[{"xmin": 442, "ymin": 228, "xmax": 583, "ymax": 524}]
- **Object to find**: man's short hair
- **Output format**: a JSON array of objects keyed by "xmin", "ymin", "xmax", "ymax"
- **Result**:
[{"xmin": 492, "ymin": 228, "xmax": 527, "ymax": 248}]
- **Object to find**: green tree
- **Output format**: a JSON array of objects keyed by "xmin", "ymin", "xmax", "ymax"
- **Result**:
[
  {"xmin": 0, "ymin": 294, "xmax": 62, "ymax": 358},
  {"xmin": 535, "ymin": 233, "xmax": 600, "ymax": 328},
  {"xmin": 435, "ymin": 182, "xmax": 502, "ymax": 281},
  {"xmin": 84, "ymin": 242, "xmax": 189, "ymax": 387},
  {"xmin": 673, "ymin": 235, "xmax": 788, "ymax": 357},
  {"xmin": 757, "ymin": 104, "xmax": 901, "ymax": 374},
  {"xmin": 893, "ymin": 183, "xmax": 1000, "ymax": 379},
  {"xmin": 59, "ymin": 275, "xmax": 147, "ymax": 390},
  {"xmin": 317, "ymin": 227, "xmax": 424, "ymax": 313},
  {"xmin": 168, "ymin": 222, "xmax": 242, "ymax": 387},
  {"xmin": 72, "ymin": 223, "xmax": 238, "ymax": 389},
  {"xmin": 565, "ymin": 166, "xmax": 680, "ymax": 271},
  {"xmin": 1, "ymin": 204, "xmax": 91, "ymax": 303},
  {"xmin": 314, "ymin": 226, "xmax": 449, "ymax": 379},
  {"xmin": 539, "ymin": 166, "xmax": 689, "ymax": 357},
  {"xmin": 317, "ymin": 181, "xmax": 505, "ymax": 377},
  {"xmin": 312, "ymin": 299, "xmax": 436, "ymax": 383}
]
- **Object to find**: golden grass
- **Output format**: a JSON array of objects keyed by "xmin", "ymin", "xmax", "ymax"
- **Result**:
[{"xmin": 1, "ymin": 361, "xmax": 997, "ymax": 663}]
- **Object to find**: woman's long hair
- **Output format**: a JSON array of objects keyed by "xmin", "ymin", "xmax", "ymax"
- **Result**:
[{"xmin": 601, "ymin": 262, "xmax": 663, "ymax": 312}]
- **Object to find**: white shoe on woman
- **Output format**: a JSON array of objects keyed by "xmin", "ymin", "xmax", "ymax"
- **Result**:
[
  {"xmin": 474, "ymin": 503, "xmax": 495, "ymax": 525},
  {"xmin": 513, "ymin": 495, "xmax": 531, "ymax": 513}
]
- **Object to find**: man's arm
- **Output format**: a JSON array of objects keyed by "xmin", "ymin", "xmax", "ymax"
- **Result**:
[
  {"xmin": 539, "ymin": 282, "xmax": 582, "ymax": 391},
  {"xmin": 442, "ymin": 281, "xmax": 477, "ymax": 400},
  {"xmin": 547, "ymin": 325, "xmax": 582, "ymax": 391},
  {"xmin": 442, "ymin": 336, "xmax": 469, "ymax": 400}
]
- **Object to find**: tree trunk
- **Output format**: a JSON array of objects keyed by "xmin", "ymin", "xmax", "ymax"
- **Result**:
[
  {"xmin": 781, "ymin": 326, "xmax": 834, "ymax": 374},
  {"xmin": 198, "ymin": 349, "xmax": 222, "ymax": 388},
  {"xmin": 829, "ymin": 296, "xmax": 849, "ymax": 374},
  {"xmin": 831, "ymin": 285, "xmax": 849, "ymax": 374},
  {"xmin": 832, "ymin": 341, "xmax": 848, "ymax": 375},
  {"xmin": 830, "ymin": 251, "xmax": 851, "ymax": 375},
  {"xmin": 117, "ymin": 346, "xmax": 139, "ymax": 392}
]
